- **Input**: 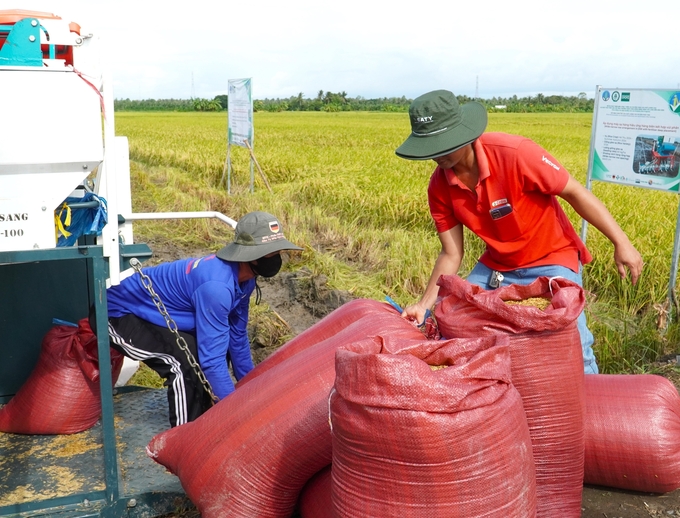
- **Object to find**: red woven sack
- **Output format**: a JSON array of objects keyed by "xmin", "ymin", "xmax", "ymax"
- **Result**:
[
  {"xmin": 241, "ymin": 298, "xmax": 404, "ymax": 383},
  {"xmin": 584, "ymin": 374, "xmax": 680, "ymax": 493},
  {"xmin": 0, "ymin": 318, "xmax": 124, "ymax": 435},
  {"xmin": 146, "ymin": 303, "xmax": 424, "ymax": 518},
  {"xmin": 330, "ymin": 335, "xmax": 536, "ymax": 518},
  {"xmin": 435, "ymin": 275, "xmax": 585, "ymax": 518},
  {"xmin": 297, "ymin": 465, "xmax": 333, "ymax": 518}
]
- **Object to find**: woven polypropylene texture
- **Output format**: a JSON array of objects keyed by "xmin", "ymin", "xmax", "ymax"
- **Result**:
[
  {"xmin": 297, "ymin": 465, "xmax": 333, "ymax": 518},
  {"xmin": 435, "ymin": 275, "xmax": 585, "ymax": 518},
  {"xmin": 584, "ymin": 373, "xmax": 680, "ymax": 493},
  {"xmin": 0, "ymin": 318, "xmax": 123, "ymax": 434},
  {"xmin": 330, "ymin": 336, "xmax": 536, "ymax": 518},
  {"xmin": 240, "ymin": 298, "xmax": 402, "ymax": 384},
  {"xmin": 146, "ymin": 300, "xmax": 425, "ymax": 518}
]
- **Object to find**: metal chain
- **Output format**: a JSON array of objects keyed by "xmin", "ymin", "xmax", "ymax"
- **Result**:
[{"xmin": 129, "ymin": 258, "xmax": 218, "ymax": 403}]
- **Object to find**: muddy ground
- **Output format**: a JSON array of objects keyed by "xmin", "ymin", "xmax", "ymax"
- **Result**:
[{"xmin": 146, "ymin": 245, "xmax": 680, "ymax": 517}]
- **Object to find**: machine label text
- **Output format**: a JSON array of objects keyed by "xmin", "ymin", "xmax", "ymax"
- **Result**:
[
  {"xmin": 0, "ymin": 213, "xmax": 28, "ymax": 239},
  {"xmin": 0, "ymin": 213, "xmax": 29, "ymax": 222},
  {"xmin": 1, "ymin": 229, "xmax": 24, "ymax": 238}
]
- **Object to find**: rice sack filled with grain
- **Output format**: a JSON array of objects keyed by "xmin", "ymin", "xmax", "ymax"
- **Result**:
[
  {"xmin": 146, "ymin": 302, "xmax": 425, "ymax": 518},
  {"xmin": 297, "ymin": 465, "xmax": 333, "ymax": 518},
  {"xmin": 330, "ymin": 335, "xmax": 536, "ymax": 518},
  {"xmin": 240, "ymin": 298, "xmax": 399, "ymax": 383},
  {"xmin": 584, "ymin": 373, "xmax": 680, "ymax": 493},
  {"xmin": 435, "ymin": 274, "xmax": 585, "ymax": 518},
  {"xmin": 0, "ymin": 318, "xmax": 123, "ymax": 435}
]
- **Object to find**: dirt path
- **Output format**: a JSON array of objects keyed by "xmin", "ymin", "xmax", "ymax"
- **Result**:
[{"xmin": 582, "ymin": 486, "xmax": 680, "ymax": 517}]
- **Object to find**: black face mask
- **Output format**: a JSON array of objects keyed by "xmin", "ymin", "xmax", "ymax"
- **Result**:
[{"xmin": 250, "ymin": 253, "xmax": 282, "ymax": 278}]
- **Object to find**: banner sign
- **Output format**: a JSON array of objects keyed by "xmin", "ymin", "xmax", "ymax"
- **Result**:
[
  {"xmin": 590, "ymin": 88, "xmax": 680, "ymax": 192},
  {"xmin": 227, "ymin": 78, "xmax": 253, "ymax": 148}
]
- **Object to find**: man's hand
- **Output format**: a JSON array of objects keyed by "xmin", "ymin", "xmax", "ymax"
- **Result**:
[
  {"xmin": 559, "ymin": 176, "xmax": 643, "ymax": 286},
  {"xmin": 614, "ymin": 242, "xmax": 643, "ymax": 285},
  {"xmin": 401, "ymin": 302, "xmax": 429, "ymax": 327}
]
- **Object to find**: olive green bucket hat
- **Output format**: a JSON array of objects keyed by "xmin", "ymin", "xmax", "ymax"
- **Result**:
[
  {"xmin": 395, "ymin": 89, "xmax": 488, "ymax": 160},
  {"xmin": 216, "ymin": 211, "xmax": 302, "ymax": 262}
]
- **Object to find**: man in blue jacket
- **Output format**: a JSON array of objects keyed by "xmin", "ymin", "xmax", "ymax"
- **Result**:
[{"xmin": 104, "ymin": 211, "xmax": 302, "ymax": 427}]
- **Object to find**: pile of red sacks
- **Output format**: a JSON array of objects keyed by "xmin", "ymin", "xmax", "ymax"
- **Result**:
[{"xmin": 146, "ymin": 278, "xmax": 680, "ymax": 518}]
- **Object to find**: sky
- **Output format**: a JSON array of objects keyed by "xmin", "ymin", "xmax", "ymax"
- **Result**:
[{"xmin": 9, "ymin": 0, "xmax": 680, "ymax": 101}]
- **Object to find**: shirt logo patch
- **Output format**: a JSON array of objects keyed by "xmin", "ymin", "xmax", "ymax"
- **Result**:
[
  {"xmin": 542, "ymin": 156, "xmax": 560, "ymax": 171},
  {"xmin": 491, "ymin": 198, "xmax": 508, "ymax": 208}
]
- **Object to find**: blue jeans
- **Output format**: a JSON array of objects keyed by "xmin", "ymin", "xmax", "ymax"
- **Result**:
[{"xmin": 466, "ymin": 262, "xmax": 598, "ymax": 374}]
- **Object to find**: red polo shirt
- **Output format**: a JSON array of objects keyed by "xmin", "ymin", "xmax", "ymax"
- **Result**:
[{"xmin": 428, "ymin": 132, "xmax": 592, "ymax": 272}]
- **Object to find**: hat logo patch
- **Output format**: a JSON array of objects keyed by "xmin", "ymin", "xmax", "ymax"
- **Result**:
[
  {"xmin": 416, "ymin": 116, "xmax": 434, "ymax": 123},
  {"xmin": 269, "ymin": 221, "xmax": 280, "ymax": 233}
]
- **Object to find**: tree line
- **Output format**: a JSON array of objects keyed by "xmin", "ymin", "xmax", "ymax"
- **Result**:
[{"xmin": 114, "ymin": 91, "xmax": 594, "ymax": 113}]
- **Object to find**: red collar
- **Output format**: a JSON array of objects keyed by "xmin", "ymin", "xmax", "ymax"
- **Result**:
[{"xmin": 441, "ymin": 139, "xmax": 490, "ymax": 189}]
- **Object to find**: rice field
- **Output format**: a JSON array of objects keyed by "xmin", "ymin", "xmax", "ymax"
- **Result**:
[{"xmin": 115, "ymin": 110, "xmax": 680, "ymax": 373}]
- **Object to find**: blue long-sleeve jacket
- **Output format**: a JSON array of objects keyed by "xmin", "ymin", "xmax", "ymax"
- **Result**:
[{"xmin": 106, "ymin": 255, "xmax": 255, "ymax": 399}]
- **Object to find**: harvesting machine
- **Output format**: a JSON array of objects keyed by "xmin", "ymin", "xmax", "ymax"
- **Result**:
[
  {"xmin": 0, "ymin": 9, "xmax": 224, "ymax": 517},
  {"xmin": 638, "ymin": 138, "xmax": 680, "ymax": 176}
]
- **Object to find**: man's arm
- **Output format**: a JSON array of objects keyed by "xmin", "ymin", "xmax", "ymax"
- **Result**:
[
  {"xmin": 558, "ymin": 175, "xmax": 643, "ymax": 285},
  {"xmin": 402, "ymin": 224, "xmax": 464, "ymax": 324},
  {"xmin": 227, "ymin": 287, "xmax": 255, "ymax": 381},
  {"xmin": 193, "ymin": 282, "xmax": 240, "ymax": 400}
]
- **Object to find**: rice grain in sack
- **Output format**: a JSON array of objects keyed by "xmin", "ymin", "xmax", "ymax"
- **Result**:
[{"xmin": 435, "ymin": 274, "xmax": 585, "ymax": 517}]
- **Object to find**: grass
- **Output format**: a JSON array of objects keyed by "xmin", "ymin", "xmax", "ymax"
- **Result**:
[{"xmin": 116, "ymin": 111, "xmax": 680, "ymax": 375}]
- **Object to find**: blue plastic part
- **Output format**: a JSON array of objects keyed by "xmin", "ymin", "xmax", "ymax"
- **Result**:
[
  {"xmin": 385, "ymin": 295, "xmax": 403, "ymax": 313},
  {"xmin": 52, "ymin": 318, "xmax": 78, "ymax": 327},
  {"xmin": 385, "ymin": 295, "xmax": 432, "ymax": 327},
  {"xmin": 0, "ymin": 17, "xmax": 43, "ymax": 67},
  {"xmin": 56, "ymin": 193, "xmax": 109, "ymax": 247},
  {"xmin": 385, "ymin": 295, "xmax": 430, "ymax": 327}
]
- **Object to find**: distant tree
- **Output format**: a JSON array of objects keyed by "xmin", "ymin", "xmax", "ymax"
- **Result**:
[
  {"xmin": 114, "ymin": 91, "xmax": 594, "ymax": 114},
  {"xmin": 192, "ymin": 98, "xmax": 223, "ymax": 111},
  {"xmin": 292, "ymin": 92, "xmax": 304, "ymax": 111},
  {"xmin": 214, "ymin": 94, "xmax": 228, "ymax": 110},
  {"xmin": 113, "ymin": 98, "xmax": 194, "ymax": 111}
]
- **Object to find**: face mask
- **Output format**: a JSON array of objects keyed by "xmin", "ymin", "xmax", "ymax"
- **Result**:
[{"xmin": 250, "ymin": 253, "xmax": 282, "ymax": 278}]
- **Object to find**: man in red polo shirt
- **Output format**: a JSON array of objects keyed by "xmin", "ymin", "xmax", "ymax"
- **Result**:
[{"xmin": 395, "ymin": 89, "xmax": 643, "ymax": 374}]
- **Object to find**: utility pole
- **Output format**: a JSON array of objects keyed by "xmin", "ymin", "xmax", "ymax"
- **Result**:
[{"xmin": 475, "ymin": 76, "xmax": 479, "ymax": 100}]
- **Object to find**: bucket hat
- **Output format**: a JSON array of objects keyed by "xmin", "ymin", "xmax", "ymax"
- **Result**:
[
  {"xmin": 216, "ymin": 211, "xmax": 302, "ymax": 262},
  {"xmin": 395, "ymin": 90, "xmax": 488, "ymax": 160}
]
